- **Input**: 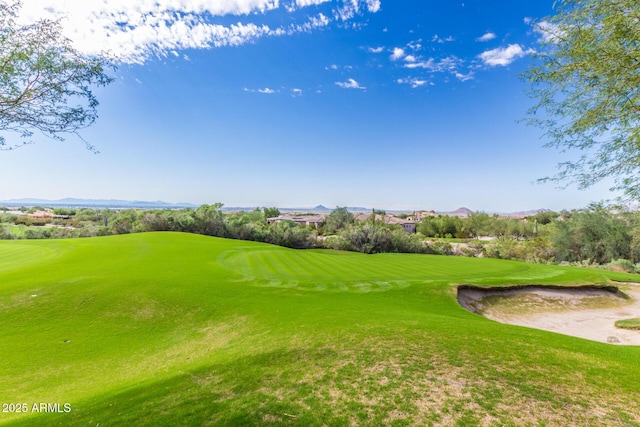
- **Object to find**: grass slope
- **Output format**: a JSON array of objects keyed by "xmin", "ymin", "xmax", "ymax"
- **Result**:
[{"xmin": 1, "ymin": 232, "xmax": 639, "ymax": 426}]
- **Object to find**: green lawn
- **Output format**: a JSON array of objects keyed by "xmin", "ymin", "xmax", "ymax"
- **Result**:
[{"xmin": 1, "ymin": 232, "xmax": 639, "ymax": 426}]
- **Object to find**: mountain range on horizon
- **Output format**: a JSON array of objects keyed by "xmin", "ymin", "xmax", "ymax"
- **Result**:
[
  {"xmin": 0, "ymin": 198, "xmax": 551, "ymax": 217},
  {"xmin": 0, "ymin": 197, "xmax": 197, "ymax": 208}
]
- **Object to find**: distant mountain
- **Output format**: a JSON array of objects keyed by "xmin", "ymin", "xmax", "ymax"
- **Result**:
[
  {"xmin": 0, "ymin": 198, "xmax": 197, "ymax": 209},
  {"xmin": 440, "ymin": 207, "xmax": 474, "ymax": 217}
]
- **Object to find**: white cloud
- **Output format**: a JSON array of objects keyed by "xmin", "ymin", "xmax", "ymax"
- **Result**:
[
  {"xmin": 404, "ymin": 56, "xmax": 461, "ymax": 72},
  {"xmin": 478, "ymin": 44, "xmax": 526, "ymax": 66},
  {"xmin": 366, "ymin": 0, "xmax": 381, "ymax": 13},
  {"xmin": 335, "ymin": 78, "xmax": 365, "ymax": 89},
  {"xmin": 15, "ymin": 0, "xmax": 376, "ymax": 64},
  {"xmin": 285, "ymin": 0, "xmax": 331, "ymax": 12},
  {"xmin": 368, "ymin": 46, "xmax": 384, "ymax": 53},
  {"xmin": 406, "ymin": 40, "xmax": 423, "ymax": 51},
  {"xmin": 390, "ymin": 47, "xmax": 405, "ymax": 61},
  {"xmin": 334, "ymin": 0, "xmax": 381, "ymax": 20},
  {"xmin": 244, "ymin": 86, "xmax": 278, "ymax": 93},
  {"xmin": 476, "ymin": 32, "xmax": 496, "ymax": 42},
  {"xmin": 293, "ymin": 12, "xmax": 330, "ymax": 32},
  {"xmin": 404, "ymin": 55, "xmax": 416, "ymax": 63},
  {"xmin": 431, "ymin": 34, "xmax": 454, "ymax": 43},
  {"xmin": 295, "ymin": 0, "xmax": 332, "ymax": 7},
  {"xmin": 292, "ymin": 88, "xmax": 303, "ymax": 96},
  {"xmin": 397, "ymin": 78, "xmax": 428, "ymax": 88},
  {"xmin": 455, "ymin": 71, "xmax": 474, "ymax": 82}
]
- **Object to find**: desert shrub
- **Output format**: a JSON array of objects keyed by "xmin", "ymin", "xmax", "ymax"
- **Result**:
[
  {"xmin": 52, "ymin": 208, "xmax": 76, "ymax": 216},
  {"xmin": 24, "ymin": 228, "xmax": 51, "ymax": 239},
  {"xmin": 388, "ymin": 228, "xmax": 433, "ymax": 254},
  {"xmin": 0, "ymin": 213, "xmax": 18, "ymax": 223},
  {"xmin": 603, "ymin": 258, "xmax": 636, "ymax": 273},
  {"xmin": 459, "ymin": 246, "xmax": 479, "ymax": 257},
  {"xmin": 0, "ymin": 226, "xmax": 16, "ymax": 240},
  {"xmin": 432, "ymin": 241, "xmax": 453, "ymax": 255},
  {"xmin": 135, "ymin": 211, "xmax": 172, "ymax": 232},
  {"xmin": 48, "ymin": 227, "xmax": 79, "ymax": 239},
  {"xmin": 484, "ymin": 238, "xmax": 520, "ymax": 260},
  {"xmin": 337, "ymin": 224, "xmax": 389, "ymax": 254},
  {"xmin": 265, "ymin": 221, "xmax": 315, "ymax": 249}
]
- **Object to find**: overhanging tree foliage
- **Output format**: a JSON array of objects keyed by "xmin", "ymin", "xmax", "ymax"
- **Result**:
[
  {"xmin": 0, "ymin": 0, "xmax": 114, "ymax": 150},
  {"xmin": 524, "ymin": 0, "xmax": 640, "ymax": 200}
]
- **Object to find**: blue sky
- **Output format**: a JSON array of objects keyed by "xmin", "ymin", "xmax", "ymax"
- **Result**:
[{"xmin": 0, "ymin": 0, "xmax": 617, "ymax": 212}]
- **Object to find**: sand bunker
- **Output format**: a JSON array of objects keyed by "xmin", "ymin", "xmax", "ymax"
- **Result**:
[{"xmin": 458, "ymin": 284, "xmax": 640, "ymax": 345}]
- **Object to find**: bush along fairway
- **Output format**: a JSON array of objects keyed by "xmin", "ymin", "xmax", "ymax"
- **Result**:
[{"xmin": 1, "ymin": 232, "xmax": 640, "ymax": 426}]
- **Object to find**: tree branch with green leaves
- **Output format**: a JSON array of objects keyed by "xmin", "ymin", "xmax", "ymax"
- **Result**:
[
  {"xmin": 523, "ymin": 0, "xmax": 640, "ymax": 200},
  {"xmin": 0, "ymin": 0, "xmax": 115, "ymax": 151}
]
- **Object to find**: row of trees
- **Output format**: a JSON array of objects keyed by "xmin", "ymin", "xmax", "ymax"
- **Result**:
[
  {"xmin": 3, "ymin": 204, "xmax": 640, "ymax": 269},
  {"xmin": 0, "ymin": 205, "xmax": 318, "ymax": 249},
  {"xmin": 417, "ymin": 210, "xmax": 559, "ymax": 239},
  {"xmin": 0, "ymin": 205, "xmax": 434, "ymax": 254}
]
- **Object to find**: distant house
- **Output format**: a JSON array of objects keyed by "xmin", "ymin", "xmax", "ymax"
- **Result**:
[
  {"xmin": 27, "ymin": 211, "xmax": 71, "ymax": 220},
  {"xmin": 386, "ymin": 216, "xmax": 416, "ymax": 234},
  {"xmin": 412, "ymin": 210, "xmax": 437, "ymax": 221},
  {"xmin": 353, "ymin": 213, "xmax": 416, "ymax": 234},
  {"xmin": 266, "ymin": 214, "xmax": 326, "ymax": 229}
]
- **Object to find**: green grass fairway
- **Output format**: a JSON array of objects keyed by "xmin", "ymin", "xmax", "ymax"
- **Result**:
[{"xmin": 1, "ymin": 232, "xmax": 639, "ymax": 426}]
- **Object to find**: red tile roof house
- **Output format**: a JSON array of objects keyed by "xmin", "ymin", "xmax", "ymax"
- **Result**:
[
  {"xmin": 353, "ymin": 213, "xmax": 416, "ymax": 234},
  {"xmin": 27, "ymin": 211, "xmax": 71, "ymax": 220}
]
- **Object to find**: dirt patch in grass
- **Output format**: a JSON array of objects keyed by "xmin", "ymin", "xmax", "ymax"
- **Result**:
[{"xmin": 458, "ymin": 284, "xmax": 640, "ymax": 345}]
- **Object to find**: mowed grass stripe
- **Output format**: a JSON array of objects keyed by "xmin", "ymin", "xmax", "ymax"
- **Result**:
[
  {"xmin": 291, "ymin": 251, "xmax": 364, "ymax": 279},
  {"xmin": 264, "ymin": 250, "xmax": 393, "ymax": 281},
  {"xmin": 269, "ymin": 250, "xmax": 318, "ymax": 278},
  {"xmin": 227, "ymin": 248, "xmax": 534, "ymax": 283},
  {"xmin": 295, "ymin": 251, "xmax": 422, "ymax": 281},
  {"xmin": 221, "ymin": 249, "xmax": 357, "ymax": 280},
  {"xmin": 383, "ymin": 254, "xmax": 530, "ymax": 281},
  {"xmin": 0, "ymin": 243, "xmax": 60, "ymax": 273}
]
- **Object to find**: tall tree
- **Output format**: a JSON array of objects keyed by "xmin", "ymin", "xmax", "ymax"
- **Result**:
[
  {"xmin": 0, "ymin": 1, "xmax": 114, "ymax": 150},
  {"xmin": 551, "ymin": 204, "xmax": 631, "ymax": 264},
  {"xmin": 325, "ymin": 206, "xmax": 354, "ymax": 233},
  {"xmin": 194, "ymin": 203, "xmax": 226, "ymax": 236},
  {"xmin": 524, "ymin": 0, "xmax": 640, "ymax": 200},
  {"xmin": 263, "ymin": 207, "xmax": 280, "ymax": 219}
]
